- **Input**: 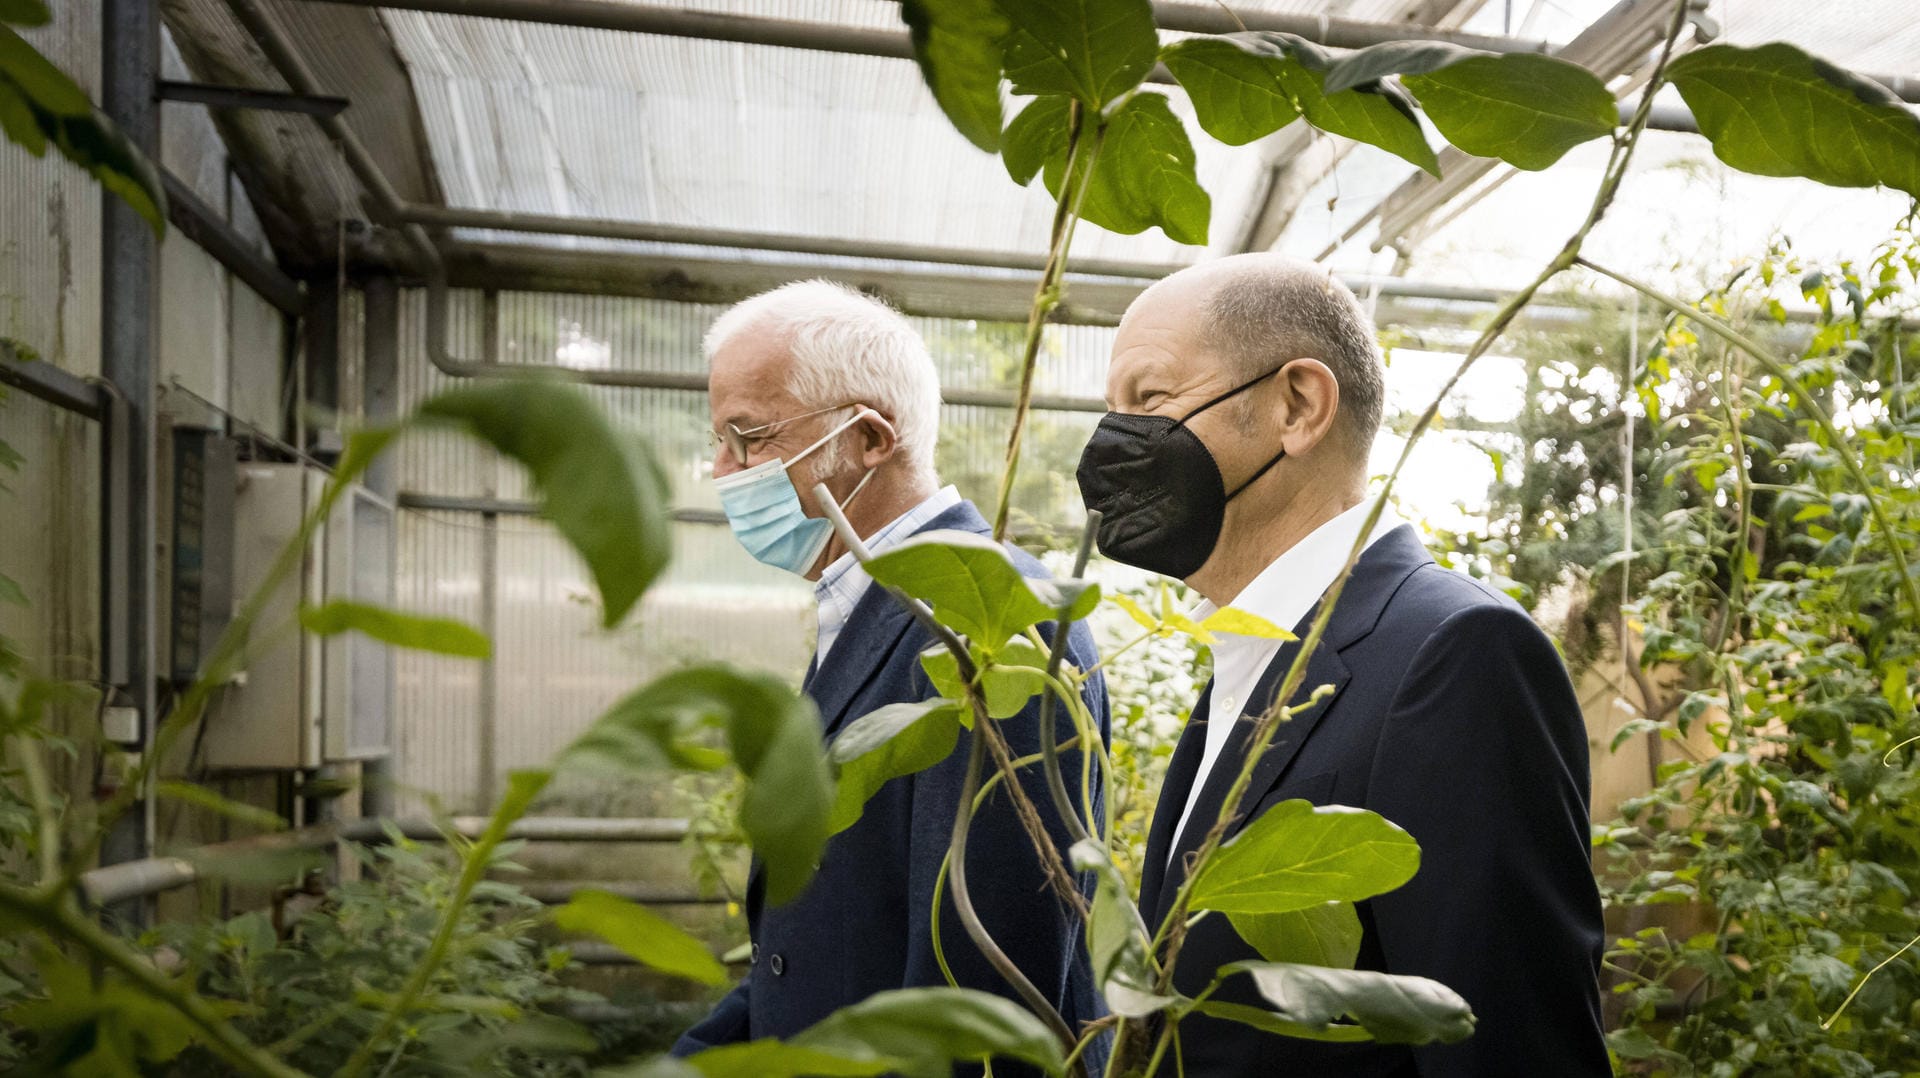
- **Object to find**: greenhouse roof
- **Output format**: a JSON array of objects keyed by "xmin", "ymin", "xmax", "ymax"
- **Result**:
[{"xmin": 161, "ymin": 0, "xmax": 1920, "ymax": 317}]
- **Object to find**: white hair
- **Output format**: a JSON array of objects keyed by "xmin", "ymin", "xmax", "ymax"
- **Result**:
[{"xmin": 704, "ymin": 280, "xmax": 942, "ymax": 484}]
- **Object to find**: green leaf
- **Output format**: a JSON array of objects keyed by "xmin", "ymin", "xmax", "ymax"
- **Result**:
[
  {"xmin": 56, "ymin": 106, "xmax": 167, "ymax": 234},
  {"xmin": 1228, "ymin": 901, "xmax": 1362, "ymax": 968},
  {"xmin": 865, "ymin": 531, "xmax": 1055, "ymax": 648},
  {"xmin": 1192, "ymin": 999, "xmax": 1374, "ymax": 1043},
  {"xmin": 155, "ymin": 780, "xmax": 288, "ymax": 832},
  {"xmin": 0, "ymin": 0, "xmax": 49, "ymax": 27},
  {"xmin": 1189, "ymin": 800, "xmax": 1420, "ymax": 914},
  {"xmin": 978, "ymin": 638, "xmax": 1049, "ymax": 717},
  {"xmin": 180, "ymin": 844, "xmax": 327, "ymax": 885},
  {"xmin": 551, "ymin": 889, "xmax": 728, "ymax": 985},
  {"xmin": 0, "ymin": 79, "xmax": 44, "ymax": 155},
  {"xmin": 1162, "ymin": 34, "xmax": 1437, "ymax": 176},
  {"xmin": 1218, "ymin": 960, "xmax": 1476, "ymax": 1045},
  {"xmin": 1322, "ymin": 40, "xmax": 1482, "ymax": 95},
  {"xmin": 0, "ymin": 26, "xmax": 88, "ymax": 114},
  {"xmin": 682, "ymin": 1041, "xmax": 896, "ymax": 1078},
  {"xmin": 998, "ymin": 0, "xmax": 1156, "ymax": 110},
  {"xmin": 1071, "ymin": 839, "xmax": 1176, "ymax": 1017},
  {"xmin": 1667, "ymin": 42, "xmax": 1920, "ymax": 198},
  {"xmin": 1003, "ymin": 91, "xmax": 1211, "ymax": 245},
  {"xmin": 565, "ymin": 667, "xmax": 740, "ymax": 773},
  {"xmin": 563, "ymin": 666, "xmax": 832, "ymax": 905},
  {"xmin": 794, "ymin": 987, "xmax": 1067, "ymax": 1078},
  {"xmin": 901, "ymin": 0, "xmax": 1007, "ymax": 153},
  {"xmin": 1398, "ymin": 54, "xmax": 1617, "ymax": 170},
  {"xmin": 827, "ymin": 699, "xmax": 964, "ymax": 835},
  {"xmin": 298, "ymin": 600, "xmax": 491, "ymax": 659},
  {"xmin": 421, "ymin": 381, "xmax": 670, "ymax": 627},
  {"xmin": 0, "ymin": 572, "xmax": 24, "ymax": 607},
  {"xmin": 1200, "ymin": 606, "xmax": 1296, "ymax": 640}
]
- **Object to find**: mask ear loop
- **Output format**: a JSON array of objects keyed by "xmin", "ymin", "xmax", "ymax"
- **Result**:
[
  {"xmin": 1174, "ymin": 361, "xmax": 1289, "ymax": 428},
  {"xmin": 789, "ymin": 406, "xmax": 893, "ymax": 511}
]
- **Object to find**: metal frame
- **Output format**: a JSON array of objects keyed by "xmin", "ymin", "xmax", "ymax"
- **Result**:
[
  {"xmin": 161, "ymin": 170, "xmax": 307, "ymax": 315},
  {"xmin": 157, "ymin": 79, "xmax": 348, "ymax": 117},
  {"xmin": 0, "ymin": 340, "xmax": 108, "ymax": 420}
]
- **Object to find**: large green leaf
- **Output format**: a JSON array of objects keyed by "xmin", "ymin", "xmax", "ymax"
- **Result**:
[
  {"xmin": 793, "ymin": 987, "xmax": 1067, "ymax": 1078},
  {"xmin": 420, "ymin": 381, "xmax": 670, "ymax": 627},
  {"xmin": 0, "ymin": 0, "xmax": 49, "ymax": 27},
  {"xmin": 901, "ymin": 0, "xmax": 1007, "ymax": 153},
  {"xmin": 1162, "ymin": 34, "xmax": 1437, "ymax": 176},
  {"xmin": 1316, "ymin": 42, "xmax": 1615, "ymax": 169},
  {"xmin": 1189, "ymin": 800, "xmax": 1420, "ymax": 914},
  {"xmin": 155, "ymin": 780, "xmax": 288, "ymax": 832},
  {"xmin": 827, "ymin": 698, "xmax": 965, "ymax": 835},
  {"xmin": 551, "ymin": 889, "xmax": 728, "ymax": 986},
  {"xmin": 998, "ymin": 0, "xmax": 1156, "ymax": 110},
  {"xmin": 1667, "ymin": 42, "xmax": 1920, "ymax": 198},
  {"xmin": 563, "ymin": 666, "xmax": 742, "ymax": 773},
  {"xmin": 1403, "ymin": 54, "xmax": 1614, "ymax": 169},
  {"xmin": 562, "ymin": 666, "xmax": 832, "ymax": 906},
  {"xmin": 865, "ymin": 531, "xmax": 1056, "ymax": 649},
  {"xmin": 1071, "ymin": 839, "xmax": 1177, "ymax": 1017},
  {"xmin": 1228, "ymin": 901, "xmax": 1362, "ymax": 969},
  {"xmin": 682, "ymin": 1041, "xmax": 896, "ymax": 1078},
  {"xmin": 1003, "ymin": 91, "xmax": 1211, "ymax": 245},
  {"xmin": 299, "ymin": 599, "xmax": 491, "ymax": 659},
  {"xmin": 0, "ymin": 25, "xmax": 87, "ymax": 114},
  {"xmin": 729, "ymin": 680, "xmax": 835, "ymax": 907},
  {"xmin": 1216, "ymin": 960, "xmax": 1476, "ymax": 1045}
]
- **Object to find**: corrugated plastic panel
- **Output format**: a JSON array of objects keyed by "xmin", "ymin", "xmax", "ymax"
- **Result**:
[{"xmin": 393, "ymin": 508, "xmax": 485, "ymax": 815}]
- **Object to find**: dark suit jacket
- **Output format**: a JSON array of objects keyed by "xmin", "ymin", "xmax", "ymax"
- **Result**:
[
  {"xmin": 675, "ymin": 500, "xmax": 1110, "ymax": 1071},
  {"xmin": 1137, "ymin": 524, "xmax": 1606, "ymax": 1077}
]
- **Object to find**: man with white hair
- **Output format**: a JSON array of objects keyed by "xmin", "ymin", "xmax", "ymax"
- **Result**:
[
  {"xmin": 1081, "ymin": 254, "xmax": 1606, "ymax": 1076},
  {"xmin": 674, "ymin": 280, "xmax": 1110, "ymax": 1067}
]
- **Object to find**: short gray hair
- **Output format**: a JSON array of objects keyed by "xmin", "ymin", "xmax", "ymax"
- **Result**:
[
  {"xmin": 1202, "ymin": 261, "xmax": 1384, "ymax": 454},
  {"xmin": 704, "ymin": 280, "xmax": 942, "ymax": 483}
]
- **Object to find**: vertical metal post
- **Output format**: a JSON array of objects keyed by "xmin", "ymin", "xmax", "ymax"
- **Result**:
[
  {"xmin": 478, "ymin": 510, "xmax": 498, "ymax": 809},
  {"xmin": 99, "ymin": 0, "xmax": 160, "ymax": 911},
  {"xmin": 358, "ymin": 276, "xmax": 399, "ymax": 819}
]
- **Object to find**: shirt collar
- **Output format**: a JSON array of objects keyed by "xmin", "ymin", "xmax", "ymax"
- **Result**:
[{"xmin": 1192, "ymin": 499, "xmax": 1409, "ymax": 649}]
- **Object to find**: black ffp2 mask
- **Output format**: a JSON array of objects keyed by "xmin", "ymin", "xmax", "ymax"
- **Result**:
[{"xmin": 1075, "ymin": 368, "xmax": 1289, "ymax": 579}]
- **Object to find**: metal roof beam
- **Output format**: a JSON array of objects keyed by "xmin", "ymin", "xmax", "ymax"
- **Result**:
[
  {"xmin": 295, "ymin": 0, "xmax": 1557, "ymax": 57},
  {"xmin": 157, "ymin": 79, "xmax": 349, "ymax": 117}
]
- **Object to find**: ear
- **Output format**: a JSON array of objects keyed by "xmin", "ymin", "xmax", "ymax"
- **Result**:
[
  {"xmin": 855, "ymin": 409, "xmax": 900, "ymax": 469},
  {"xmin": 1273, "ymin": 358, "xmax": 1343, "ymax": 455}
]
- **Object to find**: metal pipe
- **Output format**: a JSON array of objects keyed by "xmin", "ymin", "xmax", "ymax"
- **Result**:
[
  {"xmin": 295, "ymin": 0, "xmax": 1555, "ymax": 58},
  {"xmin": 99, "ymin": 0, "xmax": 161, "ymax": 913},
  {"xmin": 399, "ymin": 204, "xmax": 1176, "ymax": 281},
  {"xmin": 157, "ymin": 80, "xmax": 349, "ymax": 117},
  {"xmin": 79, "ymin": 816, "xmax": 696, "ymax": 903},
  {"xmin": 0, "ymin": 341, "xmax": 108, "ymax": 420},
  {"xmin": 161, "ymin": 170, "xmax": 307, "ymax": 315}
]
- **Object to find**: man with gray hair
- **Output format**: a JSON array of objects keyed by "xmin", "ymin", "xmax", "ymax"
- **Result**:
[
  {"xmin": 676, "ymin": 279, "xmax": 1110, "ymax": 1068},
  {"xmin": 1079, "ymin": 254, "xmax": 1605, "ymax": 1076}
]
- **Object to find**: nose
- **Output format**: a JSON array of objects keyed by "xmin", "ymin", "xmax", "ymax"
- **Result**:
[{"xmin": 712, "ymin": 444, "xmax": 741, "ymax": 478}]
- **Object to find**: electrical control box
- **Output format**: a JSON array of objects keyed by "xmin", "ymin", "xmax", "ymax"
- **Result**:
[{"xmin": 195, "ymin": 464, "xmax": 394, "ymax": 771}]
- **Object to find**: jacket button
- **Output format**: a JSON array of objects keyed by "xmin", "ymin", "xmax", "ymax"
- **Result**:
[
  {"xmin": 750, "ymin": 943, "xmax": 760, "ymax": 963},
  {"xmin": 769, "ymin": 953, "xmax": 786, "ymax": 976}
]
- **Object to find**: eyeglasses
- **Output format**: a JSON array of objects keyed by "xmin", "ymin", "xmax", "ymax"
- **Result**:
[{"xmin": 708, "ymin": 401, "xmax": 862, "ymax": 467}]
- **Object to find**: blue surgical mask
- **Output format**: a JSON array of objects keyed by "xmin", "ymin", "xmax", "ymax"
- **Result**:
[{"xmin": 714, "ymin": 408, "xmax": 876, "ymax": 575}]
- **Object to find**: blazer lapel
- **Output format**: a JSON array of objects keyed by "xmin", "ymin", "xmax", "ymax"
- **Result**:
[
  {"xmin": 1138, "ymin": 685, "xmax": 1214, "ymax": 923},
  {"xmin": 806, "ymin": 499, "xmax": 993, "ymax": 739},
  {"xmin": 1150, "ymin": 525, "xmax": 1433, "ymax": 915}
]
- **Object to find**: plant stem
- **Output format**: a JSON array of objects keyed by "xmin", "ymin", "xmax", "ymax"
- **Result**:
[
  {"xmin": 11, "ymin": 735, "xmax": 59, "ymax": 886},
  {"xmin": 1145, "ymin": 0, "xmax": 1696, "ymax": 1007},
  {"xmin": 333, "ymin": 775, "xmax": 544, "ymax": 1078},
  {"xmin": 0, "ymin": 882, "xmax": 307, "ymax": 1078},
  {"xmin": 1038, "ymin": 514, "xmax": 1103, "ymax": 847},
  {"xmin": 992, "ymin": 101, "xmax": 1103, "ymax": 540},
  {"xmin": 1577, "ymin": 257, "xmax": 1920, "ymax": 622},
  {"xmin": 946, "ymin": 715, "xmax": 1086, "ymax": 1075}
]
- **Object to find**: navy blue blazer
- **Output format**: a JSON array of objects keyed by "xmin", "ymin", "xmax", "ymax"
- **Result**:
[
  {"xmin": 675, "ymin": 499, "xmax": 1110, "ymax": 1070},
  {"xmin": 1138, "ymin": 524, "xmax": 1606, "ymax": 1077}
]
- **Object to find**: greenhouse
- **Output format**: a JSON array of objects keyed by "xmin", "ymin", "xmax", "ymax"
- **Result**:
[{"xmin": 3, "ymin": 0, "xmax": 1919, "ymax": 1073}]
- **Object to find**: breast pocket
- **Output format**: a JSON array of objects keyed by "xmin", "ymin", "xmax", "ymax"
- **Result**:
[{"xmin": 1262, "ymin": 769, "xmax": 1338, "ymax": 809}]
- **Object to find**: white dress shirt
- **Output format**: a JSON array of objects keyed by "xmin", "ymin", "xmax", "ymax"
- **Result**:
[
  {"xmin": 1168, "ymin": 499, "xmax": 1408, "ymax": 861},
  {"xmin": 814, "ymin": 485, "xmax": 963, "ymax": 664}
]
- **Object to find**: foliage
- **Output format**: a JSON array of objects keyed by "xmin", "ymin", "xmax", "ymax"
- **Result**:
[
  {"xmin": 1595, "ymin": 230, "xmax": 1920, "ymax": 1075},
  {"xmin": 142, "ymin": 837, "xmax": 597, "ymax": 1077},
  {"xmin": 0, "ymin": 1, "xmax": 166, "ymax": 232}
]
